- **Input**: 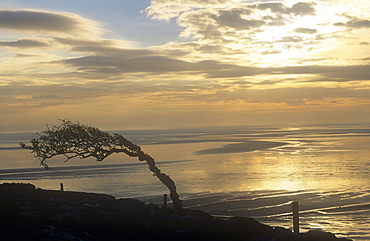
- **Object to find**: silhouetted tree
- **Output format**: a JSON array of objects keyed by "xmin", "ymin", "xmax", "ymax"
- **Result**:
[{"xmin": 20, "ymin": 120, "xmax": 182, "ymax": 212}]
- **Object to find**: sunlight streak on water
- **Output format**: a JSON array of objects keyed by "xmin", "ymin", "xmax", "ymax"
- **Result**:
[{"xmin": 0, "ymin": 125, "xmax": 369, "ymax": 240}]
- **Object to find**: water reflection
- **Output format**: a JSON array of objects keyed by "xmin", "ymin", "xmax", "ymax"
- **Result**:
[{"xmin": 0, "ymin": 125, "xmax": 369, "ymax": 240}]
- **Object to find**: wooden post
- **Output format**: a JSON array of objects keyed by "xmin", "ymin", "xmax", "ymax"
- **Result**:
[
  {"xmin": 163, "ymin": 194, "xmax": 168, "ymax": 208},
  {"xmin": 60, "ymin": 183, "xmax": 64, "ymax": 191},
  {"xmin": 292, "ymin": 201, "xmax": 299, "ymax": 233}
]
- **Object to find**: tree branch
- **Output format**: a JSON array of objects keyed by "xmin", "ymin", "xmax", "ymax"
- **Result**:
[{"xmin": 20, "ymin": 119, "xmax": 183, "ymax": 212}]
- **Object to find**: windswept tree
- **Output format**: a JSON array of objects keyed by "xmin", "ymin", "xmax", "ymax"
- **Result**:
[{"xmin": 20, "ymin": 120, "xmax": 182, "ymax": 212}]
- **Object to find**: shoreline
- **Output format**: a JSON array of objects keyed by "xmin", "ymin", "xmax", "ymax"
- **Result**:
[{"xmin": 0, "ymin": 182, "xmax": 353, "ymax": 241}]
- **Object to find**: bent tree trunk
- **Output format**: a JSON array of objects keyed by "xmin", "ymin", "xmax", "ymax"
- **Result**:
[
  {"xmin": 20, "ymin": 120, "xmax": 183, "ymax": 213},
  {"xmin": 138, "ymin": 152, "xmax": 182, "ymax": 212}
]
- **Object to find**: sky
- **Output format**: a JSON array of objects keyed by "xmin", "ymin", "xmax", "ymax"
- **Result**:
[{"xmin": 1, "ymin": 0, "xmax": 370, "ymax": 132}]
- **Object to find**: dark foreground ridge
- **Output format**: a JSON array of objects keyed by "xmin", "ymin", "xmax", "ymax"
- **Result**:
[{"xmin": 0, "ymin": 183, "xmax": 351, "ymax": 241}]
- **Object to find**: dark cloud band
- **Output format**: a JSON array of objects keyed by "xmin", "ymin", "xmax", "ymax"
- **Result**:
[{"xmin": 0, "ymin": 10, "xmax": 97, "ymax": 34}]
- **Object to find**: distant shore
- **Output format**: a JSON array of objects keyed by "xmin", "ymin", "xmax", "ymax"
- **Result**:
[{"xmin": 0, "ymin": 182, "xmax": 352, "ymax": 241}]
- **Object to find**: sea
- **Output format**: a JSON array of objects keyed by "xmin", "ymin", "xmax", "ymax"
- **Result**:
[{"xmin": 0, "ymin": 124, "xmax": 369, "ymax": 240}]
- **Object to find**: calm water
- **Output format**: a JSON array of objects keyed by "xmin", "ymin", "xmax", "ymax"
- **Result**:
[{"xmin": 0, "ymin": 125, "xmax": 369, "ymax": 240}]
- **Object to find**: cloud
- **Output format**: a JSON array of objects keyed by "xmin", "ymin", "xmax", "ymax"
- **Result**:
[
  {"xmin": 0, "ymin": 39, "xmax": 49, "ymax": 48},
  {"xmin": 294, "ymin": 27, "xmax": 318, "ymax": 34},
  {"xmin": 0, "ymin": 10, "xmax": 101, "ymax": 35},
  {"xmin": 278, "ymin": 36, "xmax": 303, "ymax": 42},
  {"xmin": 334, "ymin": 16, "xmax": 370, "ymax": 29},
  {"xmin": 0, "ymin": 1, "xmax": 323, "ymax": 73},
  {"xmin": 16, "ymin": 54, "xmax": 39, "ymax": 57},
  {"xmin": 210, "ymin": 87, "xmax": 370, "ymax": 106},
  {"xmin": 148, "ymin": 1, "xmax": 326, "ymax": 66},
  {"xmin": 288, "ymin": 2, "xmax": 316, "ymax": 16},
  {"xmin": 53, "ymin": 38, "xmax": 151, "ymax": 57},
  {"xmin": 146, "ymin": 1, "xmax": 316, "ymax": 21},
  {"xmin": 0, "ymin": 4, "xmax": 368, "ymax": 84},
  {"xmin": 1, "ymin": 1, "xmax": 369, "ymax": 131},
  {"xmin": 212, "ymin": 10, "xmax": 265, "ymax": 30},
  {"xmin": 145, "ymin": 0, "xmax": 236, "ymax": 20},
  {"xmin": 347, "ymin": 19, "xmax": 370, "ymax": 28},
  {"xmin": 256, "ymin": 2, "xmax": 287, "ymax": 13},
  {"xmin": 0, "ymin": 4, "xmax": 365, "ymax": 85},
  {"xmin": 60, "ymin": 54, "xmax": 241, "ymax": 78},
  {"xmin": 256, "ymin": 2, "xmax": 316, "ymax": 16},
  {"xmin": 57, "ymin": 42, "xmax": 370, "ymax": 82},
  {"xmin": 2, "ymin": 79, "xmax": 369, "ymax": 116},
  {"xmin": 54, "ymin": 37, "xmax": 137, "ymax": 49},
  {"xmin": 205, "ymin": 63, "xmax": 370, "ymax": 81}
]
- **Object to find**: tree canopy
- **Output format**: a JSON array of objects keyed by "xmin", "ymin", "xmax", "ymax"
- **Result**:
[{"xmin": 20, "ymin": 120, "xmax": 182, "ymax": 212}]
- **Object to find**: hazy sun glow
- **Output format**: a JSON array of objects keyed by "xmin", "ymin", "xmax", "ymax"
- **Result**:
[{"xmin": 0, "ymin": 0, "xmax": 369, "ymax": 132}]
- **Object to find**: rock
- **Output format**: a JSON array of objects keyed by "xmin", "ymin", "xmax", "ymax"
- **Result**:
[
  {"xmin": 274, "ymin": 226, "xmax": 294, "ymax": 236},
  {"xmin": 306, "ymin": 230, "xmax": 343, "ymax": 241},
  {"xmin": 276, "ymin": 230, "xmax": 353, "ymax": 241},
  {"xmin": 0, "ymin": 183, "xmax": 353, "ymax": 241}
]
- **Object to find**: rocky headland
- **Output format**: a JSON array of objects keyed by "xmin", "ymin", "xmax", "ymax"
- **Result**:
[{"xmin": 0, "ymin": 183, "xmax": 352, "ymax": 241}]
